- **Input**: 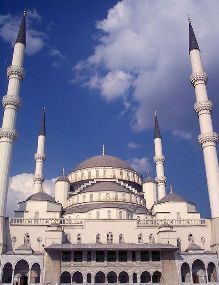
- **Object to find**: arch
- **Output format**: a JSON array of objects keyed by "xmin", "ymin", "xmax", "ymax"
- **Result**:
[
  {"xmin": 141, "ymin": 271, "xmax": 151, "ymax": 283},
  {"xmin": 106, "ymin": 193, "xmax": 110, "ymax": 201},
  {"xmin": 107, "ymin": 271, "xmax": 117, "ymax": 283},
  {"xmin": 118, "ymin": 271, "xmax": 129, "ymax": 283},
  {"xmin": 95, "ymin": 271, "xmax": 105, "ymax": 283},
  {"xmin": 72, "ymin": 271, "xmax": 83, "ymax": 283},
  {"xmin": 87, "ymin": 273, "xmax": 91, "ymax": 283},
  {"xmin": 133, "ymin": 273, "xmax": 137, "ymax": 283},
  {"xmin": 107, "ymin": 232, "xmax": 113, "ymax": 244},
  {"xmin": 60, "ymin": 271, "xmax": 71, "ymax": 283},
  {"xmin": 119, "ymin": 234, "xmax": 124, "ymax": 244},
  {"xmin": 14, "ymin": 260, "xmax": 29, "ymax": 285},
  {"xmin": 30, "ymin": 263, "xmax": 41, "ymax": 283},
  {"xmin": 107, "ymin": 210, "xmax": 111, "ymax": 219},
  {"xmin": 138, "ymin": 233, "xmax": 143, "ymax": 243},
  {"xmin": 2, "ymin": 262, "xmax": 13, "ymax": 283},
  {"xmin": 192, "ymin": 259, "xmax": 207, "ymax": 283},
  {"xmin": 181, "ymin": 262, "xmax": 191, "ymax": 283},
  {"xmin": 152, "ymin": 271, "xmax": 162, "ymax": 283},
  {"xmin": 96, "ymin": 233, "xmax": 101, "ymax": 243},
  {"xmin": 207, "ymin": 262, "xmax": 218, "ymax": 282}
]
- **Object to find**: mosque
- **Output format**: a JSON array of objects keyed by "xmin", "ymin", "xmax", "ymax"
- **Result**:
[{"xmin": 0, "ymin": 11, "xmax": 219, "ymax": 285}]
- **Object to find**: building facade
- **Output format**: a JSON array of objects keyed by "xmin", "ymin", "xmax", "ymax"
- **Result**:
[{"xmin": 0, "ymin": 13, "xmax": 219, "ymax": 285}]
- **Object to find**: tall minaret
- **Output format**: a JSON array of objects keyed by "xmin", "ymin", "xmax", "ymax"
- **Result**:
[
  {"xmin": 33, "ymin": 108, "xmax": 46, "ymax": 193},
  {"xmin": 189, "ymin": 18, "xmax": 219, "ymax": 251},
  {"xmin": 0, "ymin": 12, "xmax": 26, "ymax": 252},
  {"xmin": 153, "ymin": 111, "xmax": 166, "ymax": 200}
]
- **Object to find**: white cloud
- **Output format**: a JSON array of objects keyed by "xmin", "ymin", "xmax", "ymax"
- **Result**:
[
  {"xmin": 75, "ymin": 0, "xmax": 219, "ymax": 132},
  {"xmin": 130, "ymin": 157, "xmax": 151, "ymax": 173},
  {"xmin": 6, "ymin": 173, "xmax": 55, "ymax": 216},
  {"xmin": 172, "ymin": 129, "xmax": 192, "ymax": 140},
  {"xmin": 0, "ymin": 10, "xmax": 46, "ymax": 55},
  {"xmin": 128, "ymin": 142, "xmax": 141, "ymax": 149},
  {"xmin": 49, "ymin": 48, "xmax": 65, "ymax": 59}
]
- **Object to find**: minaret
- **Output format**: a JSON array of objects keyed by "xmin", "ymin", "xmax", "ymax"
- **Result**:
[
  {"xmin": 0, "ymin": 12, "xmax": 26, "ymax": 253},
  {"xmin": 189, "ymin": 18, "xmax": 219, "ymax": 251},
  {"xmin": 33, "ymin": 108, "xmax": 46, "ymax": 193},
  {"xmin": 153, "ymin": 111, "xmax": 166, "ymax": 200}
]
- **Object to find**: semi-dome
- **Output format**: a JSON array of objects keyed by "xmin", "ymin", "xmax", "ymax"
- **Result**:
[
  {"xmin": 26, "ymin": 192, "xmax": 56, "ymax": 203},
  {"xmin": 74, "ymin": 155, "xmax": 133, "ymax": 171}
]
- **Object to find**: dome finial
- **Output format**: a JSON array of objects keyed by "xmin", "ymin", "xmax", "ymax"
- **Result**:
[
  {"xmin": 102, "ymin": 144, "xmax": 105, "ymax": 156},
  {"xmin": 147, "ymin": 169, "xmax": 151, "ymax": 177},
  {"xmin": 170, "ymin": 184, "xmax": 173, "ymax": 193},
  {"xmin": 188, "ymin": 14, "xmax": 192, "ymax": 24},
  {"xmin": 62, "ymin": 168, "xmax": 65, "ymax": 175}
]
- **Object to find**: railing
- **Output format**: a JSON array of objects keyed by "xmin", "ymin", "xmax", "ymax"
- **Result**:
[
  {"xmin": 10, "ymin": 218, "xmax": 84, "ymax": 226},
  {"xmin": 137, "ymin": 219, "xmax": 206, "ymax": 227}
]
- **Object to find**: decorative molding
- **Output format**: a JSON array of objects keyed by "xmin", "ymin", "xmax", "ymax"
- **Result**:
[
  {"xmin": 198, "ymin": 132, "xmax": 218, "ymax": 148},
  {"xmin": 7, "ymin": 65, "xmax": 25, "ymax": 80},
  {"xmin": 0, "ymin": 128, "xmax": 17, "ymax": 142},
  {"xmin": 34, "ymin": 153, "xmax": 46, "ymax": 161},
  {"xmin": 155, "ymin": 176, "xmax": 166, "ymax": 184},
  {"xmin": 194, "ymin": 100, "xmax": 213, "ymax": 115},
  {"xmin": 153, "ymin": 155, "xmax": 165, "ymax": 163},
  {"xmin": 190, "ymin": 72, "xmax": 208, "ymax": 87},
  {"xmin": 2, "ymin": 95, "xmax": 21, "ymax": 109}
]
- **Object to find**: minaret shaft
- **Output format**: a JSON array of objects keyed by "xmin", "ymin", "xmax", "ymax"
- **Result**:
[
  {"xmin": 190, "ymin": 49, "xmax": 219, "ymax": 219},
  {"xmin": 154, "ymin": 138, "xmax": 166, "ymax": 200}
]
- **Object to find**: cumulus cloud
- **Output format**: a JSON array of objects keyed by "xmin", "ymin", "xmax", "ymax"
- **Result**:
[
  {"xmin": 130, "ymin": 157, "xmax": 151, "ymax": 174},
  {"xmin": 6, "ymin": 173, "xmax": 55, "ymax": 216},
  {"xmin": 74, "ymin": 0, "xmax": 219, "ymax": 132},
  {"xmin": 128, "ymin": 142, "xmax": 141, "ymax": 149},
  {"xmin": 49, "ymin": 48, "xmax": 65, "ymax": 59},
  {"xmin": 0, "ymin": 9, "xmax": 46, "ymax": 55},
  {"xmin": 172, "ymin": 129, "xmax": 192, "ymax": 140}
]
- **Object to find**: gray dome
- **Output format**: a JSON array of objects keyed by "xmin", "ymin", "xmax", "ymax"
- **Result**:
[
  {"xmin": 26, "ymin": 192, "xmax": 56, "ymax": 203},
  {"xmin": 80, "ymin": 181, "xmax": 131, "ymax": 193},
  {"xmin": 56, "ymin": 175, "xmax": 69, "ymax": 183},
  {"xmin": 74, "ymin": 155, "xmax": 133, "ymax": 171},
  {"xmin": 158, "ymin": 192, "xmax": 193, "ymax": 204}
]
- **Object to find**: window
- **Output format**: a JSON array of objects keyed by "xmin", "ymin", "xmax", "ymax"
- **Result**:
[
  {"xmin": 88, "ymin": 171, "xmax": 91, "ymax": 179},
  {"xmin": 119, "ymin": 234, "xmax": 124, "ymax": 244},
  {"xmin": 96, "ymin": 234, "xmax": 101, "ymax": 244},
  {"xmin": 96, "ymin": 251, "xmax": 104, "ymax": 262},
  {"xmin": 138, "ymin": 233, "xmax": 143, "ymax": 243},
  {"xmin": 87, "ymin": 273, "xmax": 91, "ymax": 283},
  {"xmin": 152, "ymin": 251, "xmax": 160, "ymax": 261},
  {"xmin": 98, "ymin": 193, "xmax": 101, "ymax": 201},
  {"xmin": 106, "ymin": 193, "xmax": 110, "ymax": 201},
  {"xmin": 119, "ymin": 211, "xmax": 122, "ymax": 219},
  {"xmin": 81, "ymin": 172, "xmax": 84, "ymax": 180},
  {"xmin": 87, "ymin": 251, "xmax": 91, "ymax": 262},
  {"xmin": 77, "ymin": 234, "xmax": 82, "ymax": 244},
  {"xmin": 62, "ymin": 251, "xmax": 71, "ymax": 262},
  {"xmin": 103, "ymin": 169, "xmax": 106, "ymax": 178},
  {"xmin": 107, "ymin": 251, "xmax": 116, "ymax": 262},
  {"xmin": 83, "ymin": 195, "xmax": 86, "ymax": 202},
  {"xmin": 90, "ymin": 194, "xmax": 93, "ymax": 202},
  {"xmin": 112, "ymin": 170, "xmax": 116, "ymax": 178},
  {"xmin": 74, "ymin": 251, "xmax": 83, "ymax": 262},
  {"xmin": 177, "ymin": 212, "xmax": 181, "ymax": 219},
  {"xmin": 107, "ymin": 232, "xmax": 113, "ymax": 244},
  {"xmin": 96, "ymin": 170, "xmax": 99, "ymax": 178},
  {"xmin": 119, "ymin": 251, "xmax": 127, "ymax": 262},
  {"xmin": 107, "ymin": 210, "xmax": 111, "ymax": 219},
  {"xmin": 122, "ymin": 194, "xmax": 125, "ymax": 201},
  {"xmin": 120, "ymin": 171, "xmax": 123, "ymax": 178},
  {"xmin": 96, "ymin": 211, "xmax": 100, "ymax": 219},
  {"xmin": 141, "ymin": 251, "xmax": 149, "ymax": 262},
  {"xmin": 133, "ymin": 273, "xmax": 137, "ymax": 283},
  {"xmin": 115, "ymin": 193, "xmax": 118, "ymax": 201},
  {"xmin": 132, "ymin": 251, "xmax": 136, "ymax": 261}
]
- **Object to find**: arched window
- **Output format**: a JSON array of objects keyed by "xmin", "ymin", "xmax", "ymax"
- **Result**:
[
  {"xmin": 120, "ymin": 171, "xmax": 123, "ymax": 179},
  {"xmin": 127, "ymin": 172, "xmax": 130, "ymax": 180},
  {"xmin": 119, "ymin": 234, "xmax": 124, "ymax": 244},
  {"xmin": 2, "ymin": 263, "xmax": 13, "ymax": 283},
  {"xmin": 14, "ymin": 260, "xmax": 29, "ymax": 285},
  {"xmin": 96, "ymin": 234, "xmax": 101, "ymax": 244},
  {"xmin": 103, "ymin": 169, "xmax": 107, "ymax": 178},
  {"xmin": 188, "ymin": 233, "xmax": 194, "ymax": 243},
  {"xmin": 177, "ymin": 212, "xmax": 181, "ymax": 219},
  {"xmin": 88, "ymin": 171, "xmax": 91, "ymax": 179},
  {"xmin": 96, "ymin": 170, "xmax": 99, "ymax": 178},
  {"xmin": 87, "ymin": 273, "xmax": 91, "ymax": 284},
  {"xmin": 90, "ymin": 194, "xmax": 93, "ymax": 202},
  {"xmin": 138, "ymin": 233, "xmax": 143, "ymax": 243},
  {"xmin": 141, "ymin": 271, "xmax": 151, "ymax": 283},
  {"xmin": 112, "ymin": 170, "xmax": 116, "ymax": 178},
  {"xmin": 95, "ymin": 272, "xmax": 105, "ymax": 284},
  {"xmin": 122, "ymin": 194, "xmax": 126, "ymax": 201},
  {"xmin": 115, "ymin": 193, "xmax": 118, "ymax": 201},
  {"xmin": 98, "ymin": 193, "xmax": 101, "ymax": 201},
  {"xmin": 83, "ymin": 195, "xmax": 86, "ymax": 202},
  {"xmin": 96, "ymin": 211, "xmax": 100, "ymax": 219},
  {"xmin": 72, "ymin": 271, "xmax": 83, "ymax": 284},
  {"xmin": 108, "ymin": 210, "xmax": 111, "ymax": 219},
  {"xmin": 81, "ymin": 172, "xmax": 84, "ymax": 180},
  {"xmin": 152, "ymin": 271, "xmax": 162, "ymax": 283},
  {"xmin": 133, "ymin": 273, "xmax": 137, "ymax": 283},
  {"xmin": 118, "ymin": 271, "xmax": 129, "ymax": 283},
  {"xmin": 106, "ymin": 193, "xmax": 110, "ymax": 201},
  {"xmin": 60, "ymin": 271, "xmax": 71, "ymax": 283},
  {"xmin": 107, "ymin": 232, "xmax": 113, "ymax": 244},
  {"xmin": 30, "ymin": 263, "xmax": 41, "ymax": 283},
  {"xmin": 107, "ymin": 271, "xmax": 117, "ymax": 284},
  {"xmin": 77, "ymin": 234, "xmax": 82, "ymax": 244},
  {"xmin": 181, "ymin": 263, "xmax": 191, "ymax": 283},
  {"xmin": 34, "ymin": 211, "xmax": 39, "ymax": 219},
  {"xmin": 207, "ymin": 262, "xmax": 218, "ymax": 282},
  {"xmin": 192, "ymin": 260, "xmax": 206, "ymax": 284},
  {"xmin": 119, "ymin": 211, "xmax": 123, "ymax": 219}
]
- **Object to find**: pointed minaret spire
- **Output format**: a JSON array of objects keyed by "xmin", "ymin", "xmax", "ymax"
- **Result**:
[
  {"xmin": 188, "ymin": 15, "xmax": 199, "ymax": 53},
  {"xmin": 39, "ymin": 107, "xmax": 46, "ymax": 137},
  {"xmin": 15, "ymin": 10, "xmax": 26, "ymax": 47},
  {"xmin": 154, "ymin": 110, "xmax": 161, "ymax": 138},
  {"xmin": 33, "ymin": 108, "xmax": 46, "ymax": 193},
  {"xmin": 102, "ymin": 144, "xmax": 105, "ymax": 155},
  {"xmin": 153, "ymin": 111, "xmax": 166, "ymax": 200}
]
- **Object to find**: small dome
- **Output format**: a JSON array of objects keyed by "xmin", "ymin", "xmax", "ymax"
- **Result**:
[
  {"xmin": 74, "ymin": 155, "xmax": 133, "ymax": 171},
  {"xmin": 26, "ymin": 192, "xmax": 56, "ymax": 203},
  {"xmin": 56, "ymin": 175, "xmax": 69, "ymax": 183}
]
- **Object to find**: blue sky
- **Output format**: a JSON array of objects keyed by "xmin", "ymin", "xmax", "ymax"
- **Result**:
[{"xmin": 1, "ymin": 0, "xmax": 219, "ymax": 217}]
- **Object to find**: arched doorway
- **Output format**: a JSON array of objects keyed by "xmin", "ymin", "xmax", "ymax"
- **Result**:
[
  {"xmin": 207, "ymin": 262, "xmax": 218, "ymax": 282},
  {"xmin": 2, "ymin": 263, "xmax": 13, "ymax": 283},
  {"xmin": 152, "ymin": 271, "xmax": 162, "ymax": 283},
  {"xmin": 181, "ymin": 263, "xmax": 191, "ymax": 282},
  {"xmin": 95, "ymin": 271, "xmax": 105, "ymax": 283},
  {"xmin": 14, "ymin": 260, "xmax": 29, "ymax": 285},
  {"xmin": 107, "ymin": 271, "xmax": 117, "ymax": 283},
  {"xmin": 118, "ymin": 271, "xmax": 129, "ymax": 283},
  {"xmin": 192, "ymin": 259, "xmax": 207, "ymax": 283},
  {"xmin": 72, "ymin": 271, "xmax": 83, "ymax": 283},
  {"xmin": 60, "ymin": 271, "xmax": 71, "ymax": 284},
  {"xmin": 141, "ymin": 271, "xmax": 151, "ymax": 283},
  {"xmin": 30, "ymin": 263, "xmax": 41, "ymax": 283}
]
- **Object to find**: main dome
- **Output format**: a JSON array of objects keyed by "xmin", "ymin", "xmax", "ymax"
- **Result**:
[{"xmin": 74, "ymin": 155, "xmax": 133, "ymax": 171}]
